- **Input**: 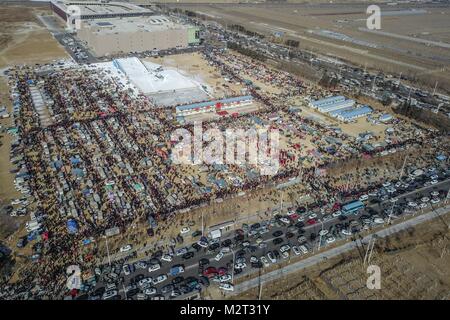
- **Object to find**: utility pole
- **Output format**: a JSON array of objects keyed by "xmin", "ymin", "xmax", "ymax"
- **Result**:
[
  {"xmin": 432, "ymin": 81, "xmax": 438, "ymax": 96},
  {"xmin": 201, "ymin": 210, "xmax": 204, "ymax": 237},
  {"xmin": 104, "ymin": 235, "xmax": 111, "ymax": 266},
  {"xmin": 367, "ymin": 238, "xmax": 376, "ymax": 264}
]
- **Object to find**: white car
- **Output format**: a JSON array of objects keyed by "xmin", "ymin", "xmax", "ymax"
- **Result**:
[
  {"xmin": 299, "ymin": 245, "xmax": 308, "ymax": 254},
  {"xmin": 260, "ymin": 256, "xmax": 270, "ymax": 267},
  {"xmin": 421, "ymin": 197, "xmax": 430, "ymax": 203},
  {"xmin": 389, "ymin": 197, "xmax": 399, "ymax": 203},
  {"xmin": 122, "ymin": 264, "xmax": 132, "ymax": 276},
  {"xmin": 430, "ymin": 198, "xmax": 440, "ymax": 204},
  {"xmin": 359, "ymin": 194, "xmax": 369, "ymax": 201},
  {"xmin": 152, "ymin": 274, "xmax": 168, "ymax": 285},
  {"xmin": 325, "ymin": 236, "xmax": 336, "ymax": 244},
  {"xmin": 430, "ymin": 180, "xmax": 438, "ymax": 185},
  {"xmin": 138, "ymin": 278, "xmax": 153, "ymax": 287},
  {"xmin": 102, "ymin": 290, "xmax": 117, "ymax": 300},
  {"xmin": 419, "ymin": 202, "xmax": 428, "ymax": 209},
  {"xmin": 267, "ymin": 252, "xmax": 276, "ymax": 263},
  {"xmin": 219, "ymin": 274, "xmax": 232, "ymax": 282},
  {"xmin": 119, "ymin": 244, "xmax": 132, "ymax": 252},
  {"xmin": 408, "ymin": 202, "xmax": 418, "ymax": 207},
  {"xmin": 214, "ymin": 252, "xmax": 224, "ymax": 261},
  {"xmin": 281, "ymin": 251, "xmax": 289, "ymax": 259},
  {"xmin": 180, "ymin": 227, "xmax": 190, "ymax": 234},
  {"xmin": 292, "ymin": 246, "xmax": 301, "ymax": 256},
  {"xmin": 197, "ymin": 240, "xmax": 208, "ymax": 248},
  {"xmin": 280, "ymin": 244, "xmax": 291, "ymax": 253},
  {"xmin": 382, "ymin": 182, "xmax": 391, "ymax": 188},
  {"xmin": 234, "ymin": 262, "xmax": 247, "ymax": 269},
  {"xmin": 161, "ymin": 254, "xmax": 173, "ymax": 262},
  {"xmin": 341, "ymin": 229, "xmax": 352, "ymax": 236},
  {"xmin": 144, "ymin": 287, "xmax": 157, "ymax": 296},
  {"xmin": 332, "ymin": 210, "xmax": 342, "ymax": 217},
  {"xmin": 220, "ymin": 247, "xmax": 231, "ymax": 254},
  {"xmin": 308, "ymin": 213, "xmax": 317, "ymax": 219},
  {"xmin": 318, "ymin": 229, "xmax": 329, "ymax": 237},
  {"xmin": 279, "ymin": 217, "xmax": 290, "ymax": 224},
  {"xmin": 373, "ymin": 217, "xmax": 384, "ymax": 224},
  {"xmin": 430, "ymin": 191, "xmax": 439, "ymax": 197},
  {"xmin": 219, "ymin": 283, "xmax": 234, "ymax": 291},
  {"xmin": 249, "ymin": 256, "xmax": 259, "ymax": 263},
  {"xmin": 148, "ymin": 263, "xmax": 161, "ymax": 273}
]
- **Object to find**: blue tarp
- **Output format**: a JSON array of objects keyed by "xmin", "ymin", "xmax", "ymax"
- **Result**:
[
  {"xmin": 72, "ymin": 168, "xmax": 84, "ymax": 177},
  {"xmin": 67, "ymin": 219, "xmax": 78, "ymax": 234},
  {"xmin": 436, "ymin": 154, "xmax": 447, "ymax": 161},
  {"xmin": 70, "ymin": 157, "xmax": 81, "ymax": 165}
]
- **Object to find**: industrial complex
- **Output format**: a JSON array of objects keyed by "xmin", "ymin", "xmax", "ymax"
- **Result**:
[
  {"xmin": 51, "ymin": 0, "xmax": 200, "ymax": 56},
  {"xmin": 77, "ymin": 16, "xmax": 200, "ymax": 56}
]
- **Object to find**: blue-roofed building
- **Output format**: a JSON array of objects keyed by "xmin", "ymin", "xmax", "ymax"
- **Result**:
[
  {"xmin": 379, "ymin": 113, "xmax": 393, "ymax": 123},
  {"xmin": 310, "ymin": 96, "xmax": 355, "ymax": 113},
  {"xmin": 336, "ymin": 105, "xmax": 372, "ymax": 121},
  {"xmin": 176, "ymin": 95, "xmax": 253, "ymax": 116},
  {"xmin": 310, "ymin": 96, "xmax": 346, "ymax": 109},
  {"xmin": 342, "ymin": 200, "xmax": 365, "ymax": 214}
]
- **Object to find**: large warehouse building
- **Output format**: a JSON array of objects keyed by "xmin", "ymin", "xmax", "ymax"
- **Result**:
[
  {"xmin": 50, "ymin": 1, "xmax": 154, "ymax": 22},
  {"xmin": 77, "ymin": 16, "xmax": 200, "ymax": 56}
]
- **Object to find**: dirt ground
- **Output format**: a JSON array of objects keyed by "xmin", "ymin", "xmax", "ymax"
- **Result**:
[
  {"xmin": 0, "ymin": 5, "xmax": 68, "ymax": 69},
  {"xmin": 231, "ymin": 213, "xmax": 450, "ymax": 300},
  {"xmin": 144, "ymin": 52, "xmax": 246, "ymax": 99}
]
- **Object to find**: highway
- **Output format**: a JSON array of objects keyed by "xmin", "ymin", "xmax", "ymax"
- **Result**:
[{"xmin": 89, "ymin": 174, "xmax": 450, "ymax": 300}]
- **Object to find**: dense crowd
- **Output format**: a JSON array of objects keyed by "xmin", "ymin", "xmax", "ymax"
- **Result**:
[{"xmin": 1, "ymin": 47, "xmax": 447, "ymax": 299}]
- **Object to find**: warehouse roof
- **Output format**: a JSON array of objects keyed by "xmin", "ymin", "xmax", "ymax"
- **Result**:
[
  {"xmin": 51, "ymin": 1, "xmax": 152, "ymax": 16},
  {"xmin": 311, "ymin": 95, "xmax": 346, "ymax": 108},
  {"xmin": 82, "ymin": 16, "xmax": 190, "ymax": 34},
  {"xmin": 337, "ymin": 105, "xmax": 373, "ymax": 120},
  {"xmin": 318, "ymin": 99, "xmax": 355, "ymax": 112}
]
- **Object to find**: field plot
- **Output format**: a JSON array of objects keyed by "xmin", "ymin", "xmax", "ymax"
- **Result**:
[
  {"xmin": 174, "ymin": 2, "xmax": 450, "ymax": 89},
  {"xmin": 232, "ymin": 214, "xmax": 450, "ymax": 300}
]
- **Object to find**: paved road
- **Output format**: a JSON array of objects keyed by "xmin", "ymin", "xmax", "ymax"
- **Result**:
[
  {"xmin": 232, "ymin": 202, "xmax": 450, "ymax": 295},
  {"xmin": 91, "ymin": 176, "xmax": 450, "ymax": 300}
]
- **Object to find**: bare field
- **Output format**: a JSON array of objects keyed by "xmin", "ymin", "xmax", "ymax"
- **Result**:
[
  {"xmin": 231, "ymin": 213, "xmax": 450, "ymax": 300},
  {"xmin": 174, "ymin": 2, "xmax": 450, "ymax": 90},
  {"xmin": 0, "ymin": 5, "xmax": 68, "ymax": 68}
]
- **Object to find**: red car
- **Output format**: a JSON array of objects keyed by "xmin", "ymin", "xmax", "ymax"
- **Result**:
[
  {"xmin": 307, "ymin": 218, "xmax": 316, "ymax": 225},
  {"xmin": 217, "ymin": 267, "xmax": 228, "ymax": 276},
  {"xmin": 203, "ymin": 267, "xmax": 218, "ymax": 278}
]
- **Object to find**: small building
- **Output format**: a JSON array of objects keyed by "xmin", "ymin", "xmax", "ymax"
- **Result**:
[
  {"xmin": 336, "ymin": 105, "xmax": 373, "ymax": 121},
  {"xmin": 311, "ymin": 96, "xmax": 355, "ymax": 113},
  {"xmin": 379, "ymin": 113, "xmax": 394, "ymax": 123}
]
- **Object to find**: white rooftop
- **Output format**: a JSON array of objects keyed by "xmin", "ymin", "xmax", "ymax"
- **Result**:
[{"xmin": 112, "ymin": 57, "xmax": 206, "ymax": 95}]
